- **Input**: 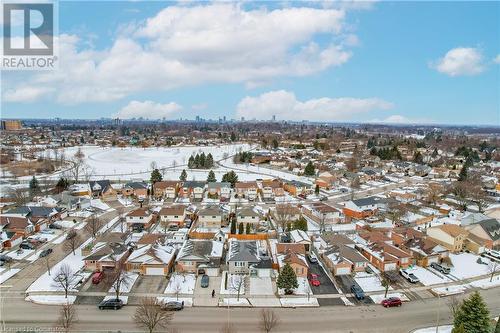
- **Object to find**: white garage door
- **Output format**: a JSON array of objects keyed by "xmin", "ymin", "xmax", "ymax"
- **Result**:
[
  {"xmin": 336, "ymin": 267, "xmax": 351, "ymax": 275},
  {"xmin": 427, "ymin": 257, "xmax": 439, "ymax": 265},
  {"xmin": 384, "ymin": 263, "xmax": 397, "ymax": 271},
  {"xmin": 145, "ymin": 267, "xmax": 164, "ymax": 276}
]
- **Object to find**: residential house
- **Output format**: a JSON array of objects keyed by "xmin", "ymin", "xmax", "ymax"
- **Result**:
[
  {"xmin": 237, "ymin": 206, "xmax": 263, "ymax": 234},
  {"xmin": 153, "ymin": 181, "xmax": 179, "ymax": 200},
  {"xmin": 261, "ymin": 179, "xmax": 284, "ymax": 200},
  {"xmin": 0, "ymin": 216, "xmax": 35, "ymax": 236},
  {"xmin": 235, "ymin": 181, "xmax": 258, "ymax": 200},
  {"xmin": 227, "ymin": 239, "xmax": 260, "ymax": 274},
  {"xmin": 283, "ymin": 180, "xmax": 312, "ymax": 197},
  {"xmin": 207, "ymin": 182, "xmax": 231, "ymax": 200},
  {"xmin": 89, "ymin": 180, "xmax": 116, "ymax": 200},
  {"xmin": 426, "ymin": 225, "xmax": 469, "ymax": 253},
  {"xmin": 126, "ymin": 243, "xmax": 176, "ymax": 276},
  {"xmin": 83, "ymin": 238, "xmax": 131, "ymax": 272},
  {"xmin": 290, "ymin": 229, "xmax": 311, "ymax": 252},
  {"xmin": 126, "ymin": 207, "xmax": 154, "ymax": 230},
  {"xmin": 158, "ymin": 205, "xmax": 187, "ymax": 228},
  {"xmin": 275, "ymin": 243, "xmax": 309, "ymax": 278},
  {"xmin": 466, "ymin": 218, "xmax": 500, "ymax": 249},
  {"xmin": 175, "ymin": 239, "xmax": 224, "ymax": 276},
  {"xmin": 180, "ymin": 181, "xmax": 206, "ymax": 201},
  {"xmin": 197, "ymin": 206, "xmax": 223, "ymax": 230},
  {"xmin": 123, "ymin": 182, "xmax": 148, "ymax": 199},
  {"xmin": 315, "ymin": 171, "xmax": 337, "ymax": 189},
  {"xmin": 324, "ymin": 244, "xmax": 368, "ymax": 275},
  {"xmin": 302, "ymin": 202, "xmax": 342, "ymax": 226},
  {"xmin": 343, "ymin": 196, "xmax": 386, "ymax": 219}
]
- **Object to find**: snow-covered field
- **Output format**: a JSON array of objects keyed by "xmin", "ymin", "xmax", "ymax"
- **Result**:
[
  {"xmin": 249, "ymin": 277, "xmax": 274, "ymax": 295},
  {"xmin": 354, "ymin": 272, "xmax": 391, "ymax": 292},
  {"xmin": 370, "ymin": 292, "xmax": 409, "ymax": 304},
  {"xmin": 449, "ymin": 253, "xmax": 490, "ymax": 279},
  {"xmin": 165, "ymin": 273, "xmax": 196, "ymax": 295},
  {"xmin": 26, "ymin": 295, "xmax": 76, "ymax": 305},
  {"xmin": 220, "ymin": 272, "xmax": 246, "ymax": 295}
]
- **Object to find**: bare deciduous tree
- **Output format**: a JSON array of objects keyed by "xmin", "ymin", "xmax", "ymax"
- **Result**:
[
  {"xmin": 56, "ymin": 303, "xmax": 77, "ymax": 333},
  {"xmin": 446, "ymin": 295, "xmax": 462, "ymax": 317},
  {"xmin": 274, "ymin": 204, "xmax": 294, "ymax": 233},
  {"xmin": 69, "ymin": 148, "xmax": 86, "ymax": 183},
  {"xmin": 115, "ymin": 206, "xmax": 126, "ymax": 234},
  {"xmin": 229, "ymin": 274, "xmax": 245, "ymax": 301},
  {"xmin": 107, "ymin": 258, "xmax": 134, "ymax": 300},
  {"xmin": 488, "ymin": 260, "xmax": 499, "ymax": 282},
  {"xmin": 133, "ymin": 297, "xmax": 173, "ymax": 333},
  {"xmin": 259, "ymin": 309, "xmax": 279, "ymax": 333},
  {"xmin": 64, "ymin": 229, "xmax": 80, "ymax": 255},
  {"xmin": 52, "ymin": 264, "xmax": 78, "ymax": 299},
  {"xmin": 85, "ymin": 215, "xmax": 103, "ymax": 239}
]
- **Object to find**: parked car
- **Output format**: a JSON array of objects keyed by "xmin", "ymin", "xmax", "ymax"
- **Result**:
[
  {"xmin": 40, "ymin": 230, "xmax": 55, "ymax": 235},
  {"xmin": 49, "ymin": 223, "xmax": 62, "ymax": 230},
  {"xmin": 381, "ymin": 297, "xmax": 402, "ymax": 308},
  {"xmin": 430, "ymin": 262, "xmax": 450, "ymax": 274},
  {"xmin": 161, "ymin": 301, "xmax": 184, "ymax": 311},
  {"xmin": 350, "ymin": 284, "xmax": 365, "ymax": 300},
  {"xmin": 0, "ymin": 255, "xmax": 13, "ymax": 263},
  {"xmin": 399, "ymin": 269, "xmax": 420, "ymax": 283},
  {"xmin": 200, "ymin": 274, "xmax": 209, "ymax": 288},
  {"xmin": 39, "ymin": 248, "xmax": 53, "ymax": 258},
  {"xmin": 28, "ymin": 236, "xmax": 48, "ymax": 243},
  {"xmin": 98, "ymin": 298, "xmax": 123, "ymax": 310},
  {"xmin": 168, "ymin": 224, "xmax": 179, "ymax": 231},
  {"xmin": 308, "ymin": 273, "xmax": 321, "ymax": 287},
  {"xmin": 307, "ymin": 254, "xmax": 319, "ymax": 264},
  {"xmin": 92, "ymin": 271, "xmax": 105, "ymax": 284},
  {"xmin": 20, "ymin": 242, "xmax": 35, "ymax": 250}
]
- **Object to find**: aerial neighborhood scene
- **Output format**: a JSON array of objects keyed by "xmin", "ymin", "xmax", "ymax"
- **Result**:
[{"xmin": 0, "ymin": 1, "xmax": 499, "ymax": 333}]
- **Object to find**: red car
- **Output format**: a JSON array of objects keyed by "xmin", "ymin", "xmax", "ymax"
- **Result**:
[
  {"xmin": 308, "ymin": 273, "xmax": 321, "ymax": 287},
  {"xmin": 92, "ymin": 271, "xmax": 105, "ymax": 284},
  {"xmin": 381, "ymin": 297, "xmax": 402, "ymax": 308}
]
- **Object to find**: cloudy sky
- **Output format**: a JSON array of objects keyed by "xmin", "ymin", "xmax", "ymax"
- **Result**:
[{"xmin": 2, "ymin": 1, "xmax": 499, "ymax": 125}]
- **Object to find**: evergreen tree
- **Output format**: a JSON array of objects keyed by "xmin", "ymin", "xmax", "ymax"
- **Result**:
[
  {"xmin": 55, "ymin": 177, "xmax": 69, "ymax": 192},
  {"xmin": 194, "ymin": 154, "xmax": 200, "ymax": 168},
  {"xmin": 304, "ymin": 161, "xmax": 315, "ymax": 176},
  {"xmin": 293, "ymin": 217, "xmax": 308, "ymax": 232},
  {"xmin": 458, "ymin": 165, "xmax": 468, "ymax": 182},
  {"xmin": 199, "ymin": 152, "xmax": 206, "ymax": 168},
  {"xmin": 245, "ymin": 223, "xmax": 251, "ymax": 234},
  {"xmin": 206, "ymin": 153, "xmax": 214, "ymax": 168},
  {"xmin": 29, "ymin": 176, "xmax": 40, "ymax": 196},
  {"xmin": 150, "ymin": 168, "xmax": 162, "ymax": 183},
  {"xmin": 207, "ymin": 170, "xmax": 216, "ymax": 182},
  {"xmin": 222, "ymin": 171, "xmax": 238, "ymax": 187},
  {"xmin": 452, "ymin": 325, "xmax": 466, "ymax": 333},
  {"xmin": 277, "ymin": 263, "xmax": 298, "ymax": 294},
  {"xmin": 272, "ymin": 138, "xmax": 279, "ymax": 149},
  {"xmin": 238, "ymin": 222, "xmax": 244, "ymax": 234},
  {"xmin": 453, "ymin": 291, "xmax": 490, "ymax": 333},
  {"xmin": 230, "ymin": 218, "xmax": 236, "ymax": 234},
  {"xmin": 230, "ymin": 132, "xmax": 236, "ymax": 142},
  {"xmin": 315, "ymin": 185, "xmax": 320, "ymax": 195},
  {"xmin": 413, "ymin": 151, "xmax": 424, "ymax": 164},
  {"xmin": 180, "ymin": 169, "xmax": 187, "ymax": 181},
  {"xmin": 188, "ymin": 156, "xmax": 195, "ymax": 169}
]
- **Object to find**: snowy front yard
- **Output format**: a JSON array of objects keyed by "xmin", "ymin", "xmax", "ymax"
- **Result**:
[
  {"xmin": 407, "ymin": 266, "xmax": 451, "ymax": 286},
  {"xmin": 278, "ymin": 276, "xmax": 311, "ymax": 296},
  {"xmin": 354, "ymin": 272, "xmax": 392, "ymax": 292},
  {"xmin": 0, "ymin": 268, "xmax": 21, "ymax": 284},
  {"xmin": 220, "ymin": 272, "xmax": 246, "ymax": 296},
  {"xmin": 449, "ymin": 253, "xmax": 491, "ymax": 279},
  {"xmin": 164, "ymin": 273, "xmax": 196, "ymax": 295}
]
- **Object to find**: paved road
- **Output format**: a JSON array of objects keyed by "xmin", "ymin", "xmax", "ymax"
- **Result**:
[{"xmin": 2, "ymin": 288, "xmax": 500, "ymax": 333}]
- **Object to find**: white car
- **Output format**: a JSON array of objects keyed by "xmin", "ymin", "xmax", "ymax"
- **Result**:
[{"xmin": 399, "ymin": 269, "xmax": 420, "ymax": 283}]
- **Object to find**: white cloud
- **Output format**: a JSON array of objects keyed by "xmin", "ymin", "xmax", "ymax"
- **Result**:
[
  {"xmin": 432, "ymin": 47, "xmax": 485, "ymax": 76},
  {"xmin": 236, "ymin": 90, "xmax": 393, "ymax": 121},
  {"xmin": 369, "ymin": 114, "xmax": 433, "ymax": 124},
  {"xmin": 3, "ymin": 86, "xmax": 54, "ymax": 102},
  {"xmin": 3, "ymin": 4, "xmax": 354, "ymax": 105},
  {"xmin": 114, "ymin": 100, "xmax": 182, "ymax": 119}
]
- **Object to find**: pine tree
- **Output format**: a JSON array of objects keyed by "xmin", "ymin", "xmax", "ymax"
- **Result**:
[
  {"xmin": 206, "ymin": 153, "xmax": 214, "ymax": 168},
  {"xmin": 180, "ymin": 169, "xmax": 187, "ymax": 181},
  {"xmin": 230, "ymin": 218, "xmax": 236, "ymax": 234},
  {"xmin": 207, "ymin": 170, "xmax": 216, "ymax": 182},
  {"xmin": 293, "ymin": 217, "xmax": 308, "ymax": 232},
  {"xmin": 277, "ymin": 263, "xmax": 298, "ymax": 294},
  {"xmin": 194, "ymin": 154, "xmax": 200, "ymax": 168},
  {"xmin": 29, "ymin": 176, "xmax": 40, "ymax": 196},
  {"xmin": 199, "ymin": 152, "xmax": 206, "ymax": 168},
  {"xmin": 238, "ymin": 222, "xmax": 244, "ymax": 234},
  {"xmin": 304, "ymin": 161, "xmax": 315, "ymax": 176},
  {"xmin": 452, "ymin": 324, "xmax": 466, "ymax": 333},
  {"xmin": 222, "ymin": 171, "xmax": 238, "ymax": 187},
  {"xmin": 150, "ymin": 168, "xmax": 162, "ymax": 183},
  {"xmin": 245, "ymin": 223, "xmax": 251, "ymax": 234},
  {"xmin": 315, "ymin": 184, "xmax": 320, "ymax": 195},
  {"xmin": 188, "ymin": 156, "xmax": 195, "ymax": 169},
  {"xmin": 453, "ymin": 291, "xmax": 490, "ymax": 333}
]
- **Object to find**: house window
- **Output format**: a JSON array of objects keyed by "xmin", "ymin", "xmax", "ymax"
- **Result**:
[{"xmin": 140, "ymin": 217, "xmax": 143, "ymax": 220}]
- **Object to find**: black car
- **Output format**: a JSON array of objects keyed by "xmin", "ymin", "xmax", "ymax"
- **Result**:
[
  {"xmin": 20, "ymin": 242, "xmax": 35, "ymax": 250},
  {"xmin": 49, "ymin": 223, "xmax": 62, "ymax": 230},
  {"xmin": 200, "ymin": 274, "xmax": 209, "ymax": 288},
  {"xmin": 161, "ymin": 301, "xmax": 184, "ymax": 311},
  {"xmin": 39, "ymin": 248, "xmax": 53, "ymax": 258},
  {"xmin": 0, "ymin": 255, "xmax": 13, "ymax": 263},
  {"xmin": 350, "ymin": 284, "xmax": 365, "ymax": 300},
  {"xmin": 98, "ymin": 298, "xmax": 123, "ymax": 310}
]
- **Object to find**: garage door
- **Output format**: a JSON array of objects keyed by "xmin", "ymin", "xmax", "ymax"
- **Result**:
[
  {"xmin": 384, "ymin": 263, "xmax": 397, "ymax": 271},
  {"xmin": 335, "ymin": 267, "xmax": 351, "ymax": 275},
  {"xmin": 145, "ymin": 267, "xmax": 164, "ymax": 275},
  {"xmin": 427, "ymin": 257, "xmax": 439, "ymax": 265}
]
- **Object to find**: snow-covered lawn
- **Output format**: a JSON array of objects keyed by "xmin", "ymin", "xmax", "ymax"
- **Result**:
[
  {"xmin": 0, "ymin": 268, "xmax": 21, "ymax": 283},
  {"xmin": 431, "ymin": 285, "xmax": 467, "ymax": 296},
  {"xmin": 413, "ymin": 326, "xmax": 452, "ymax": 333},
  {"xmin": 108, "ymin": 272, "xmax": 139, "ymax": 293},
  {"xmin": 406, "ymin": 266, "xmax": 451, "ymax": 286},
  {"xmin": 118, "ymin": 197, "xmax": 134, "ymax": 207},
  {"xmin": 156, "ymin": 297, "xmax": 193, "ymax": 307},
  {"xmin": 53, "ymin": 220, "xmax": 79, "ymax": 229},
  {"xmin": 370, "ymin": 292, "xmax": 409, "ymax": 304},
  {"xmin": 249, "ymin": 277, "xmax": 274, "ymax": 295},
  {"xmin": 165, "ymin": 273, "xmax": 196, "ymax": 295},
  {"xmin": 220, "ymin": 272, "xmax": 246, "ymax": 296},
  {"xmin": 354, "ymin": 272, "xmax": 391, "ymax": 292},
  {"xmin": 449, "ymin": 253, "xmax": 490, "ymax": 279},
  {"xmin": 25, "ymin": 295, "xmax": 76, "ymax": 305},
  {"xmin": 90, "ymin": 199, "xmax": 112, "ymax": 211},
  {"xmin": 468, "ymin": 276, "xmax": 500, "ymax": 289},
  {"xmin": 220, "ymin": 298, "xmax": 251, "ymax": 307},
  {"xmin": 280, "ymin": 297, "xmax": 319, "ymax": 307}
]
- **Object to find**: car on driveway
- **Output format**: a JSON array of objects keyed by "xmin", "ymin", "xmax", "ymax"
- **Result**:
[
  {"xmin": 40, "ymin": 230, "xmax": 55, "ymax": 235},
  {"xmin": 381, "ymin": 297, "xmax": 402, "ymax": 308},
  {"xmin": 350, "ymin": 284, "xmax": 365, "ymax": 300},
  {"xmin": 308, "ymin": 273, "xmax": 321, "ymax": 287},
  {"xmin": 39, "ymin": 248, "xmax": 53, "ymax": 258},
  {"xmin": 161, "ymin": 301, "xmax": 184, "ymax": 311},
  {"xmin": 200, "ymin": 274, "xmax": 209, "ymax": 288},
  {"xmin": 307, "ymin": 254, "xmax": 319, "ymax": 264},
  {"xmin": 98, "ymin": 298, "xmax": 123, "ymax": 310},
  {"xmin": 430, "ymin": 262, "xmax": 450, "ymax": 274},
  {"xmin": 399, "ymin": 269, "xmax": 420, "ymax": 283},
  {"xmin": 20, "ymin": 242, "xmax": 35, "ymax": 250},
  {"xmin": 0, "ymin": 255, "xmax": 13, "ymax": 263},
  {"xmin": 92, "ymin": 271, "xmax": 105, "ymax": 284}
]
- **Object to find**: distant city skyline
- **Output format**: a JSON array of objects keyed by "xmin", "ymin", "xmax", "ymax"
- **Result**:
[{"xmin": 2, "ymin": 1, "xmax": 499, "ymax": 125}]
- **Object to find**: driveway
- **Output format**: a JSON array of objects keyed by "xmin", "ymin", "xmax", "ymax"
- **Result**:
[
  {"xmin": 308, "ymin": 261, "xmax": 338, "ymax": 295},
  {"xmin": 132, "ymin": 275, "xmax": 169, "ymax": 294},
  {"xmin": 335, "ymin": 274, "xmax": 373, "ymax": 305}
]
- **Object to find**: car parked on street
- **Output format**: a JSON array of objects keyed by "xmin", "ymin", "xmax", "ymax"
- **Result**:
[
  {"xmin": 381, "ymin": 297, "xmax": 402, "ymax": 307},
  {"xmin": 98, "ymin": 298, "xmax": 123, "ymax": 310},
  {"xmin": 161, "ymin": 301, "xmax": 184, "ymax": 311},
  {"xmin": 200, "ymin": 274, "xmax": 209, "ymax": 288},
  {"xmin": 0, "ymin": 255, "xmax": 13, "ymax": 263},
  {"xmin": 308, "ymin": 273, "xmax": 321, "ymax": 287},
  {"xmin": 49, "ymin": 223, "xmax": 62, "ymax": 230},
  {"xmin": 39, "ymin": 248, "xmax": 53, "ymax": 258},
  {"xmin": 350, "ymin": 284, "xmax": 365, "ymax": 300},
  {"xmin": 430, "ymin": 262, "xmax": 450, "ymax": 274},
  {"xmin": 399, "ymin": 269, "xmax": 420, "ymax": 283},
  {"xmin": 20, "ymin": 242, "xmax": 35, "ymax": 250}
]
